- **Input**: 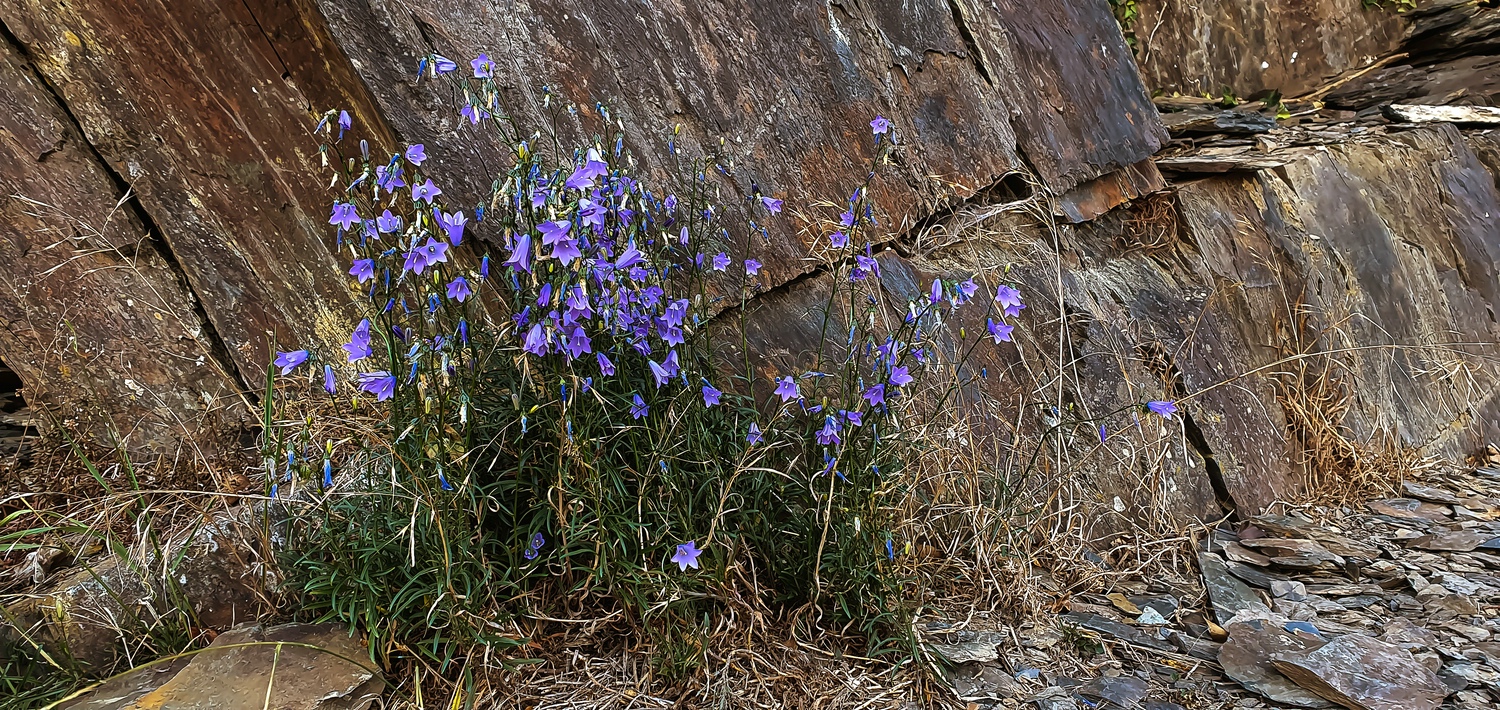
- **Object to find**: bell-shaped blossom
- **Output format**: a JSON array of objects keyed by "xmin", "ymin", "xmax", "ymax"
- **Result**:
[
  {"xmin": 774, "ymin": 376, "xmax": 799, "ymax": 402},
  {"xmin": 987, "ymin": 318, "xmax": 1014, "ymax": 343},
  {"xmin": 564, "ymin": 326, "xmax": 591, "ymax": 359},
  {"xmin": 1147, "ymin": 400, "xmax": 1178, "ymax": 419},
  {"xmin": 275, "ymin": 349, "xmax": 309, "ymax": 375},
  {"xmin": 357, "ymin": 371, "xmax": 396, "ymax": 401},
  {"xmin": 504, "ymin": 233, "xmax": 533, "ymax": 273},
  {"xmin": 817, "ymin": 416, "xmax": 842, "ymax": 446},
  {"xmin": 889, "ymin": 366, "xmax": 913, "ymax": 388},
  {"xmin": 329, "ymin": 203, "xmax": 360, "ymax": 230},
  {"xmin": 446, "ymin": 276, "xmax": 472, "ymax": 302},
  {"xmin": 437, "ymin": 209, "xmax": 467, "ymax": 245},
  {"xmin": 376, "ymin": 209, "xmax": 402, "ymax": 234},
  {"xmin": 349, "ymin": 259, "xmax": 375, "ymax": 283},
  {"xmin": 344, "ymin": 321, "xmax": 373, "ymax": 364},
  {"xmin": 550, "ymin": 239, "xmax": 582, "ymax": 266},
  {"xmin": 523, "ymin": 323, "xmax": 547, "ymax": 356},
  {"xmin": 471, "ymin": 53, "xmax": 494, "ymax": 78},
  {"xmin": 412, "ymin": 179, "xmax": 442, "ymax": 203},
  {"xmin": 702, "ymin": 383, "xmax": 722, "ymax": 407},
  {"xmin": 671, "ymin": 540, "xmax": 703, "ymax": 571},
  {"xmin": 539, "ymin": 220, "xmax": 571, "ymax": 245}
]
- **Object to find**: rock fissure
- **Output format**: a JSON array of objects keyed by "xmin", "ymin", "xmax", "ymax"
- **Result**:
[{"xmin": 0, "ymin": 15, "xmax": 255, "ymax": 405}]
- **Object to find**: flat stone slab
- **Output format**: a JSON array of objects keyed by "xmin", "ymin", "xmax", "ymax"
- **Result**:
[
  {"xmin": 1271, "ymin": 633, "xmax": 1447, "ymax": 710},
  {"xmin": 1218, "ymin": 620, "xmax": 1332, "ymax": 708},
  {"xmin": 66, "ymin": 623, "xmax": 382, "ymax": 710},
  {"xmin": 1200, "ymin": 552, "xmax": 1269, "ymax": 624}
]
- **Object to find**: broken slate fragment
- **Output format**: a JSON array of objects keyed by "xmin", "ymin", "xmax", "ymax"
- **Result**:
[
  {"xmin": 1272, "ymin": 580, "xmax": 1308, "ymax": 601},
  {"xmin": 1200, "ymin": 553, "xmax": 1268, "ymax": 624},
  {"xmin": 1137, "ymin": 607, "xmax": 1169, "ymax": 625},
  {"xmin": 1159, "ymin": 107, "xmax": 1279, "ymax": 136},
  {"xmin": 1407, "ymin": 529, "xmax": 1495, "ymax": 552},
  {"xmin": 1270, "ymin": 633, "xmax": 1447, "ymax": 710},
  {"xmin": 1226, "ymin": 559, "xmax": 1291, "ymax": 589},
  {"xmin": 96, "ymin": 623, "xmax": 383, "ymax": 710},
  {"xmin": 1218, "ymin": 620, "xmax": 1333, "ymax": 708},
  {"xmin": 1403, "ymin": 481, "xmax": 1465, "ymax": 505},
  {"xmin": 925, "ymin": 631, "xmax": 1006, "ymax": 664},
  {"xmin": 1059, "ymin": 612, "xmax": 1175, "ymax": 652},
  {"xmin": 1224, "ymin": 541, "xmax": 1273, "ymax": 566},
  {"xmin": 1368, "ymin": 498, "xmax": 1452, "ymax": 523},
  {"xmin": 1384, "ymin": 104, "xmax": 1500, "ymax": 126},
  {"xmin": 1247, "ymin": 515, "xmax": 1380, "ymax": 559},
  {"xmin": 1077, "ymin": 675, "xmax": 1148, "ymax": 708},
  {"xmin": 1237, "ymin": 538, "xmax": 1344, "ymax": 570}
]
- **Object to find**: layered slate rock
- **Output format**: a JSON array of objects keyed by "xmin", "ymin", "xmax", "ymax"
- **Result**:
[
  {"xmin": 0, "ymin": 0, "xmax": 1166, "ymax": 459},
  {"xmin": 0, "ymin": 29, "xmax": 247, "ymax": 459},
  {"xmin": 0, "ymin": 0, "xmax": 391, "ymax": 395},
  {"xmin": 310, "ymin": 0, "xmax": 1167, "ymax": 283},
  {"xmin": 1130, "ymin": 0, "xmax": 1406, "ymax": 98}
]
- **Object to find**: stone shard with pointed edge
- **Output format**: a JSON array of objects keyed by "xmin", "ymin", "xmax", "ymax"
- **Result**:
[
  {"xmin": 1270, "ymin": 633, "xmax": 1446, "ymax": 710},
  {"xmin": 1200, "ymin": 552, "xmax": 1268, "ymax": 624},
  {"xmin": 1407, "ymin": 529, "xmax": 1495, "ymax": 552},
  {"xmin": 1218, "ymin": 619, "xmax": 1333, "ymax": 708}
]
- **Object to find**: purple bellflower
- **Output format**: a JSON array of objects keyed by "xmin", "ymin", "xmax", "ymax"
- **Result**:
[
  {"xmin": 1147, "ymin": 400, "xmax": 1179, "ymax": 419},
  {"xmin": 472, "ymin": 53, "xmax": 494, "ymax": 78},
  {"xmin": 344, "ymin": 319, "xmax": 373, "ymax": 362},
  {"xmin": 329, "ymin": 203, "xmax": 360, "ymax": 231},
  {"xmin": 412, "ymin": 179, "xmax": 442, "ymax": 203},
  {"xmin": 889, "ymin": 366, "xmax": 913, "ymax": 388},
  {"xmin": 505, "ymin": 233, "xmax": 533, "ymax": 273},
  {"xmin": 437, "ymin": 209, "xmax": 467, "ymax": 245},
  {"xmin": 376, "ymin": 209, "xmax": 401, "ymax": 234},
  {"xmin": 774, "ymin": 376, "xmax": 799, "ymax": 402},
  {"xmin": 357, "ymin": 371, "xmax": 396, "ymax": 401},
  {"xmin": 350, "ymin": 258, "xmax": 375, "ymax": 283},
  {"xmin": 446, "ymin": 276, "xmax": 472, "ymax": 302},
  {"xmin": 671, "ymin": 540, "xmax": 703, "ymax": 571},
  {"xmin": 274, "ymin": 349, "xmax": 309, "ymax": 375},
  {"xmin": 987, "ymin": 318, "xmax": 1014, "ymax": 343}
]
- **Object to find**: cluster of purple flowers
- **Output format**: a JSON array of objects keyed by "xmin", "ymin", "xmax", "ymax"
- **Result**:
[{"xmin": 278, "ymin": 69, "xmax": 1184, "ymax": 584}]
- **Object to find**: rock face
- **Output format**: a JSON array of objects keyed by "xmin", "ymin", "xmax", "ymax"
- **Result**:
[
  {"xmin": 0, "ymin": 0, "xmax": 1499, "ymax": 525},
  {"xmin": 0, "ymin": 29, "xmax": 248, "ymax": 460},
  {"xmin": 1130, "ymin": 0, "xmax": 1406, "ymax": 98},
  {"xmin": 1132, "ymin": 0, "xmax": 1500, "ymax": 106},
  {"xmin": 0, "ymin": 0, "xmax": 1161, "ymax": 462}
]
